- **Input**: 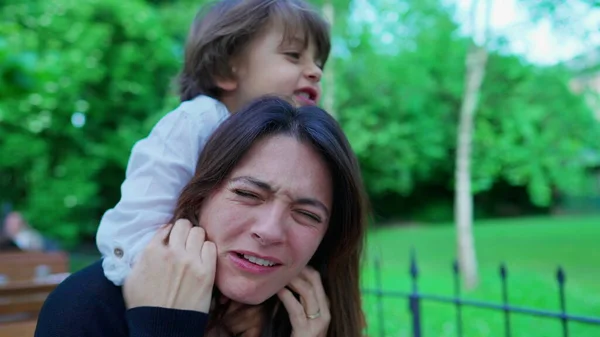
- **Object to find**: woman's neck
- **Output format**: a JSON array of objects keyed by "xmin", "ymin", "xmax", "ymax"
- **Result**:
[{"xmin": 208, "ymin": 295, "xmax": 266, "ymax": 337}]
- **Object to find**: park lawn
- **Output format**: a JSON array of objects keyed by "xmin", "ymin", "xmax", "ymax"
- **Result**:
[{"xmin": 360, "ymin": 215, "xmax": 600, "ymax": 337}]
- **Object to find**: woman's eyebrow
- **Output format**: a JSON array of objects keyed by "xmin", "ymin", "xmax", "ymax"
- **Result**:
[{"xmin": 230, "ymin": 176, "xmax": 273, "ymax": 192}]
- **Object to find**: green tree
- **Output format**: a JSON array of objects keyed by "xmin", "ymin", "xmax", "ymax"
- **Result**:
[
  {"xmin": 334, "ymin": 0, "xmax": 599, "ymax": 219},
  {"xmin": 336, "ymin": 0, "xmax": 467, "ymax": 198},
  {"xmin": 0, "ymin": 0, "xmax": 179, "ymax": 246}
]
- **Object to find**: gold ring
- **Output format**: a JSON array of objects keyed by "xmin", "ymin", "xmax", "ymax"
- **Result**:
[{"xmin": 306, "ymin": 309, "xmax": 321, "ymax": 320}]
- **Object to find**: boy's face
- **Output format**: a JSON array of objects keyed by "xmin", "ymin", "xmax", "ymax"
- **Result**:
[{"xmin": 218, "ymin": 21, "xmax": 324, "ymax": 112}]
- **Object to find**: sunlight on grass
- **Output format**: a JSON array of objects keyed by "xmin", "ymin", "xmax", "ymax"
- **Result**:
[{"xmin": 360, "ymin": 215, "xmax": 600, "ymax": 337}]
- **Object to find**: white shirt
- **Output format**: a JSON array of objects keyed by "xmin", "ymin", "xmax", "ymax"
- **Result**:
[
  {"xmin": 96, "ymin": 95, "xmax": 229, "ymax": 286},
  {"xmin": 14, "ymin": 229, "xmax": 44, "ymax": 251}
]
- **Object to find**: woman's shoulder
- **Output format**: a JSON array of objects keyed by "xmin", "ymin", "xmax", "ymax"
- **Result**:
[
  {"xmin": 52, "ymin": 258, "xmax": 125, "ymax": 305},
  {"xmin": 35, "ymin": 259, "xmax": 128, "ymax": 337}
]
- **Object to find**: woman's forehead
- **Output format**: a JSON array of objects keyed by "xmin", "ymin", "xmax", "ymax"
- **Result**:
[{"xmin": 228, "ymin": 135, "xmax": 332, "ymax": 205}]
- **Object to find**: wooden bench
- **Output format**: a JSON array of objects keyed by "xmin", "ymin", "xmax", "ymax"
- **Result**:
[
  {"xmin": 0, "ymin": 252, "xmax": 70, "ymax": 337},
  {"xmin": 0, "ymin": 251, "xmax": 69, "ymax": 284},
  {"xmin": 0, "ymin": 320, "xmax": 38, "ymax": 337}
]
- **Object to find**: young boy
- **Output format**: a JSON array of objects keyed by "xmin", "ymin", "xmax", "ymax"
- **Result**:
[{"xmin": 96, "ymin": 0, "xmax": 331, "ymax": 286}]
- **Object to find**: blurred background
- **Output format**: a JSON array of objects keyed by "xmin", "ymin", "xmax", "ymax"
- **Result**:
[{"xmin": 1, "ymin": 0, "xmax": 599, "ymax": 336}]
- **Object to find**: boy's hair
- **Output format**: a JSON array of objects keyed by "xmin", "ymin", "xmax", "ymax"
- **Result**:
[{"xmin": 178, "ymin": 0, "xmax": 331, "ymax": 102}]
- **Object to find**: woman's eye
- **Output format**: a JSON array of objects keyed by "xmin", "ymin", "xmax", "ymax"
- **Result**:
[
  {"xmin": 234, "ymin": 189, "xmax": 259, "ymax": 199},
  {"xmin": 298, "ymin": 210, "xmax": 321, "ymax": 223}
]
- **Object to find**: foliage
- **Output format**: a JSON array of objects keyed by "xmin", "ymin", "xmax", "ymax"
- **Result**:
[
  {"xmin": 336, "ymin": 0, "xmax": 467, "ymax": 197},
  {"xmin": 0, "ymin": 0, "xmax": 598, "ymax": 245},
  {"xmin": 0, "ymin": 0, "xmax": 179, "ymax": 246},
  {"xmin": 475, "ymin": 57, "xmax": 599, "ymax": 206},
  {"xmin": 334, "ymin": 0, "xmax": 600, "ymax": 217}
]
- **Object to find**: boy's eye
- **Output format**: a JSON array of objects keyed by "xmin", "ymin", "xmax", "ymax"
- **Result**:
[{"xmin": 285, "ymin": 52, "xmax": 301, "ymax": 59}]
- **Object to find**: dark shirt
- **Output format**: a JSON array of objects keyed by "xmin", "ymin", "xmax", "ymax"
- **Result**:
[
  {"xmin": 0, "ymin": 237, "xmax": 20, "ymax": 251},
  {"xmin": 34, "ymin": 259, "xmax": 209, "ymax": 337}
]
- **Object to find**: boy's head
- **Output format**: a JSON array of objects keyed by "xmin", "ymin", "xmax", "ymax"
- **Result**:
[{"xmin": 178, "ymin": 0, "xmax": 331, "ymax": 112}]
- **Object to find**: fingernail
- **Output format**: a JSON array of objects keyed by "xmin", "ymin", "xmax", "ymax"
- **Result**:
[{"xmin": 174, "ymin": 218, "xmax": 189, "ymax": 226}]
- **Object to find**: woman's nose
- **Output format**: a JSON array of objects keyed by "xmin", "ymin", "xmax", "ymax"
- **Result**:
[{"xmin": 251, "ymin": 205, "xmax": 286, "ymax": 246}]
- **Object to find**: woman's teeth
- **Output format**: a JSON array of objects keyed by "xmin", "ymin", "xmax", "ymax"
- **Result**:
[{"xmin": 242, "ymin": 254, "xmax": 276, "ymax": 267}]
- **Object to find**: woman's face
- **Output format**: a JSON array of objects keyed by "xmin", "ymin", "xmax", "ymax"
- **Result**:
[{"xmin": 198, "ymin": 134, "xmax": 332, "ymax": 304}]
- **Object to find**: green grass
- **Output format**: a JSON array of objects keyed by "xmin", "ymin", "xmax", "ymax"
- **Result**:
[
  {"xmin": 360, "ymin": 215, "xmax": 600, "ymax": 337},
  {"xmin": 69, "ymin": 253, "xmax": 99, "ymax": 272}
]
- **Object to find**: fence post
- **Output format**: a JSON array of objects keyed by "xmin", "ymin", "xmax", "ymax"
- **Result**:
[
  {"xmin": 374, "ymin": 254, "xmax": 385, "ymax": 337},
  {"xmin": 557, "ymin": 267, "xmax": 568, "ymax": 337},
  {"xmin": 409, "ymin": 249, "xmax": 422, "ymax": 337},
  {"xmin": 500, "ymin": 263, "xmax": 511, "ymax": 337},
  {"xmin": 453, "ymin": 260, "xmax": 463, "ymax": 337}
]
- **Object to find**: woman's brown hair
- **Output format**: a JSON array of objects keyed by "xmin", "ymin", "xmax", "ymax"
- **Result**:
[
  {"xmin": 173, "ymin": 96, "xmax": 368, "ymax": 337},
  {"xmin": 178, "ymin": 0, "xmax": 331, "ymax": 102}
]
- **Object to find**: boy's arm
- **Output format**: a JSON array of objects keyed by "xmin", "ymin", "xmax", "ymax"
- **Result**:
[{"xmin": 96, "ymin": 97, "xmax": 228, "ymax": 286}]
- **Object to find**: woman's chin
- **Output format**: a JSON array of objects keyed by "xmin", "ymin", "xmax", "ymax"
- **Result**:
[
  {"xmin": 215, "ymin": 260, "xmax": 286, "ymax": 305},
  {"xmin": 216, "ymin": 279, "xmax": 277, "ymax": 305},
  {"xmin": 219, "ymin": 286, "xmax": 269, "ymax": 305}
]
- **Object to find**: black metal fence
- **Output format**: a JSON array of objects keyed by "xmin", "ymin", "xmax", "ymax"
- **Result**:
[{"xmin": 362, "ymin": 251, "xmax": 600, "ymax": 337}]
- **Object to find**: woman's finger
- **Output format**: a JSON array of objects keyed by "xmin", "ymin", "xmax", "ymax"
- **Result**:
[
  {"xmin": 277, "ymin": 287, "xmax": 307, "ymax": 325},
  {"xmin": 301, "ymin": 267, "xmax": 330, "ymax": 314},
  {"xmin": 185, "ymin": 226, "xmax": 206, "ymax": 255},
  {"xmin": 169, "ymin": 219, "xmax": 193, "ymax": 250},
  {"xmin": 200, "ymin": 241, "xmax": 217, "ymax": 270},
  {"xmin": 148, "ymin": 223, "xmax": 172, "ymax": 248},
  {"xmin": 287, "ymin": 277, "xmax": 320, "ymax": 320}
]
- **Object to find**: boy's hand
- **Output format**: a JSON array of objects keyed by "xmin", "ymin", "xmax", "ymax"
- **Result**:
[{"xmin": 123, "ymin": 219, "xmax": 216, "ymax": 313}]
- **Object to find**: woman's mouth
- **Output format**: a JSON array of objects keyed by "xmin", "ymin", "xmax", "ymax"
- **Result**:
[
  {"xmin": 229, "ymin": 252, "xmax": 282, "ymax": 274},
  {"xmin": 237, "ymin": 253, "xmax": 277, "ymax": 267}
]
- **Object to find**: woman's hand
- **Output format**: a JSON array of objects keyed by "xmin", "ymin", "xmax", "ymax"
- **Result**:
[
  {"xmin": 277, "ymin": 267, "xmax": 331, "ymax": 337},
  {"xmin": 123, "ymin": 219, "xmax": 217, "ymax": 313}
]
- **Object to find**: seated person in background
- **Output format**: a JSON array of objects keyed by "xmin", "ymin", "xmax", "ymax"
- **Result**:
[
  {"xmin": 0, "ymin": 236, "xmax": 20, "ymax": 251},
  {"xmin": 2, "ymin": 211, "xmax": 45, "ymax": 251}
]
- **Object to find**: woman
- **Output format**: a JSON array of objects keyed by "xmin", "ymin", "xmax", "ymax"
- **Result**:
[{"xmin": 35, "ymin": 96, "xmax": 368, "ymax": 337}]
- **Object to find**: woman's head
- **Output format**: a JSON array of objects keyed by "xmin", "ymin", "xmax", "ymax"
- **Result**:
[
  {"xmin": 178, "ymin": 0, "xmax": 331, "ymax": 112},
  {"xmin": 174, "ymin": 96, "xmax": 367, "ymax": 336},
  {"xmin": 197, "ymin": 133, "xmax": 332, "ymax": 304}
]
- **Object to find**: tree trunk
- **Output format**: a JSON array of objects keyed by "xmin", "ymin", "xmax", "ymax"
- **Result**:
[
  {"xmin": 322, "ymin": 0, "xmax": 336, "ymax": 117},
  {"xmin": 455, "ymin": 0, "xmax": 491, "ymax": 290}
]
